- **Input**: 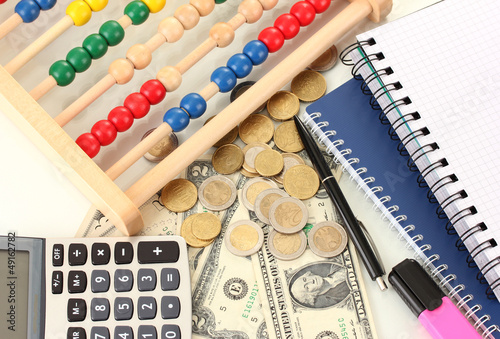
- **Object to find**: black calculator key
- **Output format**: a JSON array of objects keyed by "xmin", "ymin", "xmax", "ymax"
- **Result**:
[
  {"xmin": 67, "ymin": 327, "xmax": 86, "ymax": 339},
  {"xmin": 91, "ymin": 298, "xmax": 110, "ymax": 321},
  {"xmin": 114, "ymin": 326, "xmax": 133, "ymax": 339},
  {"xmin": 138, "ymin": 268, "xmax": 157, "ymax": 291},
  {"xmin": 92, "ymin": 243, "xmax": 110, "ymax": 265},
  {"xmin": 137, "ymin": 241, "xmax": 179, "ymax": 264},
  {"xmin": 91, "ymin": 327, "xmax": 110, "ymax": 339},
  {"xmin": 138, "ymin": 296, "xmax": 157, "ymax": 320},
  {"xmin": 68, "ymin": 299, "xmax": 86, "ymax": 322},
  {"xmin": 114, "ymin": 269, "xmax": 133, "ymax": 292},
  {"xmin": 52, "ymin": 271, "xmax": 63, "ymax": 294},
  {"xmin": 114, "ymin": 297, "xmax": 134, "ymax": 320},
  {"xmin": 161, "ymin": 325, "xmax": 181, "ymax": 339},
  {"xmin": 161, "ymin": 296, "xmax": 180, "ymax": 319},
  {"xmin": 138, "ymin": 325, "xmax": 157, "ymax": 339},
  {"xmin": 68, "ymin": 271, "xmax": 87, "ymax": 293},
  {"xmin": 161, "ymin": 268, "xmax": 180, "ymax": 291},
  {"xmin": 115, "ymin": 242, "xmax": 134, "ymax": 264},
  {"xmin": 69, "ymin": 244, "xmax": 87, "ymax": 266},
  {"xmin": 91, "ymin": 270, "xmax": 110, "ymax": 293},
  {"xmin": 52, "ymin": 244, "xmax": 64, "ymax": 266}
]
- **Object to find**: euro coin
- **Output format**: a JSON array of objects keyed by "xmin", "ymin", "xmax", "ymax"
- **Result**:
[
  {"xmin": 254, "ymin": 149, "xmax": 284, "ymax": 177},
  {"xmin": 267, "ymin": 91, "xmax": 300, "ymax": 121},
  {"xmin": 274, "ymin": 120, "xmax": 304, "ymax": 153},
  {"xmin": 212, "ymin": 143, "xmax": 244, "ymax": 174},
  {"xmin": 283, "ymin": 165, "xmax": 320, "ymax": 200},
  {"xmin": 205, "ymin": 116, "xmax": 239, "ymax": 147},
  {"xmin": 230, "ymin": 81, "xmax": 267, "ymax": 114},
  {"xmin": 273, "ymin": 153, "xmax": 305, "ymax": 184},
  {"xmin": 268, "ymin": 229, "xmax": 307, "ymax": 261},
  {"xmin": 180, "ymin": 214, "xmax": 214, "ymax": 248},
  {"xmin": 254, "ymin": 188, "xmax": 289, "ymax": 224},
  {"xmin": 307, "ymin": 45, "xmax": 338, "ymax": 72},
  {"xmin": 161, "ymin": 179, "xmax": 198, "ymax": 212},
  {"xmin": 241, "ymin": 177, "xmax": 278, "ymax": 211},
  {"xmin": 225, "ymin": 220, "xmax": 264, "ymax": 257},
  {"xmin": 239, "ymin": 114, "xmax": 274, "ymax": 144},
  {"xmin": 308, "ymin": 221, "xmax": 348, "ymax": 258},
  {"xmin": 142, "ymin": 129, "xmax": 179, "ymax": 162},
  {"xmin": 240, "ymin": 168, "xmax": 260, "ymax": 178},
  {"xmin": 191, "ymin": 212, "xmax": 222, "ymax": 241},
  {"xmin": 269, "ymin": 197, "xmax": 309, "ymax": 234},
  {"xmin": 242, "ymin": 142, "xmax": 271, "ymax": 173},
  {"xmin": 291, "ymin": 70, "xmax": 327, "ymax": 102},
  {"xmin": 198, "ymin": 176, "xmax": 237, "ymax": 211}
]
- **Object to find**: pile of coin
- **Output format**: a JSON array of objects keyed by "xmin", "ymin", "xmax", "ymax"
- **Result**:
[{"xmin": 180, "ymin": 212, "xmax": 222, "ymax": 248}]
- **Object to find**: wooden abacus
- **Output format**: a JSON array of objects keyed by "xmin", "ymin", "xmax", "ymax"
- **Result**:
[{"xmin": 0, "ymin": 0, "xmax": 392, "ymax": 235}]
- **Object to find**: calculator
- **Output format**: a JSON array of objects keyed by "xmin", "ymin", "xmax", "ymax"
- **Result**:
[{"xmin": 0, "ymin": 234, "xmax": 192, "ymax": 339}]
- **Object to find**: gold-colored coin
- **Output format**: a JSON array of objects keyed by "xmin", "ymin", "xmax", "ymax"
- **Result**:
[
  {"xmin": 142, "ymin": 129, "xmax": 179, "ymax": 162},
  {"xmin": 273, "ymin": 153, "xmax": 305, "ymax": 184},
  {"xmin": 267, "ymin": 91, "xmax": 300, "ymax": 121},
  {"xmin": 254, "ymin": 149, "xmax": 284, "ymax": 177},
  {"xmin": 161, "ymin": 179, "xmax": 198, "ymax": 212},
  {"xmin": 239, "ymin": 114, "xmax": 274, "ymax": 144},
  {"xmin": 191, "ymin": 212, "xmax": 222, "ymax": 241},
  {"xmin": 205, "ymin": 116, "xmax": 239, "ymax": 147},
  {"xmin": 291, "ymin": 70, "xmax": 327, "ymax": 102},
  {"xmin": 308, "ymin": 221, "xmax": 348, "ymax": 258},
  {"xmin": 180, "ymin": 214, "xmax": 214, "ymax": 248},
  {"xmin": 307, "ymin": 45, "xmax": 338, "ymax": 72},
  {"xmin": 283, "ymin": 165, "xmax": 320, "ymax": 200},
  {"xmin": 274, "ymin": 120, "xmax": 305, "ymax": 153},
  {"xmin": 240, "ymin": 168, "xmax": 260, "ymax": 178},
  {"xmin": 268, "ymin": 229, "xmax": 307, "ymax": 261},
  {"xmin": 242, "ymin": 142, "xmax": 271, "ymax": 173},
  {"xmin": 225, "ymin": 220, "xmax": 264, "ymax": 256},
  {"xmin": 212, "ymin": 144, "xmax": 244, "ymax": 174}
]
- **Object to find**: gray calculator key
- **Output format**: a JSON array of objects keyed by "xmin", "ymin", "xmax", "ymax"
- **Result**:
[
  {"xmin": 160, "ymin": 268, "xmax": 180, "ymax": 291},
  {"xmin": 138, "ymin": 325, "xmax": 157, "ymax": 339},
  {"xmin": 161, "ymin": 296, "xmax": 180, "ymax": 319},
  {"xmin": 138, "ymin": 269, "xmax": 157, "ymax": 291},
  {"xmin": 91, "ymin": 298, "xmax": 110, "ymax": 321},
  {"xmin": 161, "ymin": 325, "xmax": 181, "ymax": 339},
  {"xmin": 91, "ymin": 327, "xmax": 110, "ymax": 339},
  {"xmin": 91, "ymin": 270, "xmax": 110, "ymax": 293},
  {"xmin": 114, "ymin": 297, "xmax": 134, "ymax": 320},
  {"xmin": 114, "ymin": 326, "xmax": 133, "ymax": 339},
  {"xmin": 114, "ymin": 269, "xmax": 133, "ymax": 292},
  {"xmin": 138, "ymin": 296, "xmax": 157, "ymax": 320}
]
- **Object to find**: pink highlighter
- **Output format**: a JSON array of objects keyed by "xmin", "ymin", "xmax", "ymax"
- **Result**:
[{"xmin": 389, "ymin": 259, "xmax": 482, "ymax": 339}]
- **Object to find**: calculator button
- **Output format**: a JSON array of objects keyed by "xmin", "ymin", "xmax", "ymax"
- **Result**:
[
  {"xmin": 67, "ymin": 299, "xmax": 87, "ymax": 322},
  {"xmin": 138, "ymin": 325, "xmax": 157, "ymax": 339},
  {"xmin": 92, "ymin": 243, "xmax": 110, "ymax": 265},
  {"xmin": 161, "ymin": 296, "xmax": 180, "ymax": 319},
  {"xmin": 138, "ymin": 296, "xmax": 157, "ymax": 320},
  {"xmin": 52, "ymin": 271, "xmax": 63, "ymax": 294},
  {"xmin": 137, "ymin": 241, "xmax": 180, "ymax": 264},
  {"xmin": 114, "ymin": 297, "xmax": 134, "ymax": 320},
  {"xmin": 91, "ymin": 327, "xmax": 110, "ymax": 339},
  {"xmin": 138, "ymin": 268, "xmax": 157, "ymax": 291},
  {"xmin": 161, "ymin": 325, "xmax": 181, "ymax": 339},
  {"xmin": 114, "ymin": 242, "xmax": 134, "ymax": 264},
  {"xmin": 161, "ymin": 268, "xmax": 180, "ymax": 291},
  {"xmin": 67, "ymin": 327, "xmax": 86, "ymax": 339},
  {"xmin": 91, "ymin": 270, "xmax": 110, "ymax": 293},
  {"xmin": 52, "ymin": 244, "xmax": 64, "ymax": 266},
  {"xmin": 91, "ymin": 298, "xmax": 110, "ymax": 321},
  {"xmin": 114, "ymin": 326, "xmax": 133, "ymax": 339},
  {"xmin": 69, "ymin": 244, "xmax": 88, "ymax": 266},
  {"xmin": 114, "ymin": 269, "xmax": 134, "ymax": 292},
  {"xmin": 68, "ymin": 271, "xmax": 87, "ymax": 293}
]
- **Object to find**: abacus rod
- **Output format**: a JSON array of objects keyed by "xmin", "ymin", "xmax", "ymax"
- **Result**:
[
  {"xmin": 30, "ymin": 76, "xmax": 57, "ymax": 101},
  {"xmin": 117, "ymin": 14, "xmax": 133, "ymax": 30},
  {"xmin": 176, "ymin": 38, "xmax": 217, "ymax": 74},
  {"xmin": 0, "ymin": 13, "xmax": 22, "ymax": 41},
  {"xmin": 125, "ymin": 0, "xmax": 377, "ymax": 207}
]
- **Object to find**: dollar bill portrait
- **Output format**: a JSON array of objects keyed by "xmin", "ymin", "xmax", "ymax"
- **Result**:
[{"xmin": 289, "ymin": 262, "xmax": 350, "ymax": 309}]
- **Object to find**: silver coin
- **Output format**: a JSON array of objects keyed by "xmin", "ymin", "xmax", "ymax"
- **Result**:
[
  {"xmin": 267, "ymin": 229, "xmax": 307, "ymax": 261},
  {"xmin": 241, "ymin": 177, "xmax": 278, "ymax": 211},
  {"xmin": 273, "ymin": 153, "xmax": 305, "ymax": 184},
  {"xmin": 254, "ymin": 188, "xmax": 289, "ymax": 224},
  {"xmin": 142, "ymin": 129, "xmax": 179, "ymax": 162},
  {"xmin": 308, "ymin": 221, "xmax": 348, "ymax": 258},
  {"xmin": 225, "ymin": 220, "xmax": 264, "ymax": 257},
  {"xmin": 269, "ymin": 197, "xmax": 309, "ymax": 234},
  {"xmin": 198, "ymin": 176, "xmax": 237, "ymax": 211},
  {"xmin": 243, "ymin": 142, "xmax": 271, "ymax": 172}
]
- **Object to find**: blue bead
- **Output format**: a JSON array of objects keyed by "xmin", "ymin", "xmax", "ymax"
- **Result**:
[
  {"xmin": 163, "ymin": 107, "xmax": 190, "ymax": 132},
  {"xmin": 211, "ymin": 67, "xmax": 237, "ymax": 93},
  {"xmin": 227, "ymin": 53, "xmax": 253, "ymax": 79},
  {"xmin": 243, "ymin": 40, "xmax": 269, "ymax": 66},
  {"xmin": 15, "ymin": 0, "xmax": 41, "ymax": 23},
  {"xmin": 180, "ymin": 93, "xmax": 207, "ymax": 119},
  {"xmin": 34, "ymin": 0, "xmax": 57, "ymax": 10}
]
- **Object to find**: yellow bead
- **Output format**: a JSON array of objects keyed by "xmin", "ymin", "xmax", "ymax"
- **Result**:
[
  {"xmin": 109, "ymin": 58, "xmax": 135, "ymax": 84},
  {"xmin": 66, "ymin": 0, "xmax": 92, "ymax": 26},
  {"xmin": 141, "ymin": 0, "xmax": 166, "ymax": 13},
  {"xmin": 83, "ymin": 0, "xmax": 108, "ymax": 12},
  {"xmin": 157, "ymin": 66, "xmax": 182, "ymax": 92},
  {"xmin": 126, "ymin": 44, "xmax": 152, "ymax": 70}
]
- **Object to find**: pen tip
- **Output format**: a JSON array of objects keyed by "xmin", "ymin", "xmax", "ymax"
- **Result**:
[{"xmin": 376, "ymin": 277, "xmax": 388, "ymax": 291}]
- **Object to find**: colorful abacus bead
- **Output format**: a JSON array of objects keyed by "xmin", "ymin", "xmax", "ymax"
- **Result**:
[
  {"xmin": 76, "ymin": 133, "xmax": 100, "ymax": 158},
  {"xmin": 163, "ymin": 108, "xmax": 190, "ymax": 132},
  {"xmin": 210, "ymin": 67, "xmax": 237, "ymax": 93},
  {"xmin": 180, "ymin": 93, "xmax": 207, "ymax": 119},
  {"xmin": 242, "ymin": 40, "xmax": 268, "ymax": 65},
  {"xmin": 91, "ymin": 120, "xmax": 117, "ymax": 146},
  {"xmin": 108, "ymin": 107, "xmax": 134, "ymax": 132},
  {"xmin": 124, "ymin": 92, "xmax": 151, "ymax": 119},
  {"xmin": 15, "ymin": 0, "xmax": 57, "ymax": 23},
  {"xmin": 140, "ymin": 79, "xmax": 167, "ymax": 105},
  {"xmin": 290, "ymin": 1, "xmax": 316, "ymax": 26}
]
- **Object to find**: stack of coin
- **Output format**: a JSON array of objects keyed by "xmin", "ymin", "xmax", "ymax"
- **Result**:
[
  {"xmin": 242, "ymin": 142, "xmax": 271, "ymax": 175},
  {"xmin": 241, "ymin": 177, "xmax": 278, "ymax": 211},
  {"xmin": 225, "ymin": 220, "xmax": 265, "ymax": 257},
  {"xmin": 198, "ymin": 176, "xmax": 237, "ymax": 211},
  {"xmin": 254, "ymin": 149, "xmax": 284, "ymax": 177},
  {"xmin": 180, "ymin": 212, "xmax": 222, "ymax": 248}
]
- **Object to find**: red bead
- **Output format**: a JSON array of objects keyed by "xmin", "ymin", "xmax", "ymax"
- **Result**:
[
  {"xmin": 290, "ymin": 1, "xmax": 316, "ymax": 26},
  {"xmin": 108, "ymin": 106, "xmax": 134, "ymax": 132},
  {"xmin": 274, "ymin": 13, "xmax": 300, "ymax": 40},
  {"xmin": 140, "ymin": 79, "xmax": 167, "ymax": 105},
  {"xmin": 258, "ymin": 27, "xmax": 285, "ymax": 53},
  {"xmin": 124, "ymin": 92, "xmax": 151, "ymax": 119},
  {"xmin": 306, "ymin": 0, "xmax": 330, "ymax": 13},
  {"xmin": 91, "ymin": 120, "xmax": 117, "ymax": 146},
  {"xmin": 76, "ymin": 133, "xmax": 100, "ymax": 158}
]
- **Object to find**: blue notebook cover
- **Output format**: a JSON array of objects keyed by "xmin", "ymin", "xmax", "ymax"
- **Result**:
[{"xmin": 305, "ymin": 78, "xmax": 499, "ymax": 334}]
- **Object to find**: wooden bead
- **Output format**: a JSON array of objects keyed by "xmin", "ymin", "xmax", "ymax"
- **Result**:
[
  {"xmin": 258, "ymin": 27, "xmax": 284, "ymax": 53},
  {"xmin": 156, "ymin": 66, "xmax": 182, "ymax": 92},
  {"xmin": 108, "ymin": 58, "xmax": 135, "ymax": 84},
  {"xmin": 140, "ymin": 79, "xmax": 166, "ymax": 105},
  {"xmin": 209, "ymin": 22, "xmax": 235, "ymax": 48},
  {"xmin": 274, "ymin": 13, "xmax": 300, "ymax": 40},
  {"xmin": 124, "ymin": 93, "xmax": 151, "ymax": 119},
  {"xmin": 126, "ymin": 44, "xmax": 152, "ymax": 70},
  {"xmin": 76, "ymin": 133, "xmax": 100, "ymax": 158},
  {"xmin": 190, "ymin": 0, "xmax": 215, "ymax": 17},
  {"xmin": 108, "ymin": 106, "xmax": 134, "ymax": 132},
  {"xmin": 290, "ymin": 1, "xmax": 316, "ymax": 26},
  {"xmin": 66, "ymin": 0, "xmax": 92, "ymax": 26},
  {"xmin": 83, "ymin": 0, "xmax": 107, "ymax": 12},
  {"xmin": 174, "ymin": 4, "xmax": 200, "ymax": 30},
  {"xmin": 91, "ymin": 120, "xmax": 117, "ymax": 146},
  {"xmin": 238, "ymin": 0, "xmax": 263, "ymax": 24},
  {"xmin": 141, "ymin": 0, "xmax": 166, "ymax": 13},
  {"xmin": 258, "ymin": 0, "xmax": 278, "ymax": 11},
  {"xmin": 158, "ymin": 17, "xmax": 184, "ymax": 42}
]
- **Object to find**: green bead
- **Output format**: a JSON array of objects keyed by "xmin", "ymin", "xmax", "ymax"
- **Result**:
[
  {"xmin": 124, "ymin": 1, "xmax": 150, "ymax": 25},
  {"xmin": 66, "ymin": 47, "xmax": 92, "ymax": 73},
  {"xmin": 99, "ymin": 20, "xmax": 125, "ymax": 47},
  {"xmin": 82, "ymin": 33, "xmax": 108, "ymax": 59},
  {"xmin": 49, "ymin": 60, "xmax": 76, "ymax": 86},
  {"xmin": 215, "ymin": 0, "xmax": 226, "ymax": 3}
]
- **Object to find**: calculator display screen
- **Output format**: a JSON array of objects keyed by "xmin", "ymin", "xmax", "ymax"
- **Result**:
[{"xmin": 0, "ymin": 249, "xmax": 29, "ymax": 339}]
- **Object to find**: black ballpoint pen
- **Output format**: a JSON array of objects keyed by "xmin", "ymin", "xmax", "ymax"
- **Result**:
[{"xmin": 294, "ymin": 115, "xmax": 388, "ymax": 291}]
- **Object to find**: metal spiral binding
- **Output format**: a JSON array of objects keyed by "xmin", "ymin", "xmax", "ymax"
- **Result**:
[
  {"xmin": 396, "ymin": 127, "xmax": 429, "ymax": 157},
  {"xmin": 351, "ymin": 52, "xmax": 385, "ymax": 80},
  {"xmin": 389, "ymin": 112, "xmax": 420, "ymax": 140},
  {"xmin": 369, "ymin": 81, "xmax": 402, "ymax": 111},
  {"xmin": 407, "ymin": 142, "xmax": 439, "ymax": 172},
  {"xmin": 361, "ymin": 67, "xmax": 394, "ymax": 95},
  {"xmin": 477, "ymin": 257, "xmax": 500, "ymax": 285},
  {"xmin": 486, "ymin": 277, "xmax": 500, "ymax": 300},
  {"xmin": 467, "ymin": 239, "xmax": 497, "ymax": 268},
  {"xmin": 339, "ymin": 38, "xmax": 376, "ymax": 66},
  {"xmin": 456, "ymin": 223, "xmax": 486, "ymax": 252},
  {"xmin": 427, "ymin": 174, "xmax": 458, "ymax": 204},
  {"xmin": 378, "ymin": 96, "xmax": 411, "ymax": 125},
  {"xmin": 445, "ymin": 206, "xmax": 477, "ymax": 235}
]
